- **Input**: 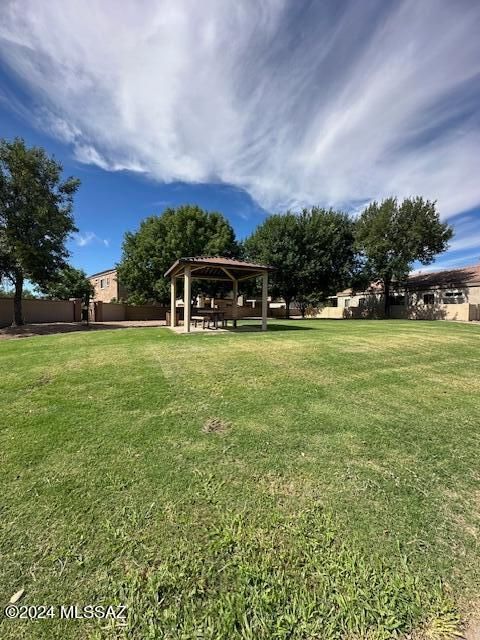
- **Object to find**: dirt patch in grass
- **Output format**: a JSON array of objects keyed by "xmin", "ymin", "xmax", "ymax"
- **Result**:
[
  {"xmin": 202, "ymin": 417, "xmax": 231, "ymax": 434},
  {"xmin": 0, "ymin": 321, "xmax": 167, "ymax": 340},
  {"xmin": 258, "ymin": 473, "xmax": 319, "ymax": 503},
  {"xmin": 463, "ymin": 603, "xmax": 480, "ymax": 640},
  {"xmin": 26, "ymin": 373, "xmax": 53, "ymax": 391}
]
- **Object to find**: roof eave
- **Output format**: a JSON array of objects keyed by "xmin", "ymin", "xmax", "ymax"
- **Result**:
[{"xmin": 164, "ymin": 258, "xmax": 275, "ymax": 278}]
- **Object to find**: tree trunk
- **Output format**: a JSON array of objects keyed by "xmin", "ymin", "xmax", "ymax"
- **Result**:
[
  {"xmin": 12, "ymin": 272, "xmax": 24, "ymax": 326},
  {"xmin": 285, "ymin": 297, "xmax": 291, "ymax": 319},
  {"xmin": 383, "ymin": 277, "xmax": 391, "ymax": 319}
]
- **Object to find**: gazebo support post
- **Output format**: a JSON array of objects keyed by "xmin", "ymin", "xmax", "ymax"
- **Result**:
[
  {"xmin": 262, "ymin": 271, "xmax": 268, "ymax": 331},
  {"xmin": 232, "ymin": 279, "xmax": 238, "ymax": 328},
  {"xmin": 184, "ymin": 264, "xmax": 191, "ymax": 333},
  {"xmin": 164, "ymin": 258, "xmax": 274, "ymax": 333},
  {"xmin": 170, "ymin": 276, "xmax": 177, "ymax": 328}
]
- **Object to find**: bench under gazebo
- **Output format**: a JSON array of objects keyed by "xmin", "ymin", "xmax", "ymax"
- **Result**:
[{"xmin": 164, "ymin": 256, "xmax": 275, "ymax": 333}]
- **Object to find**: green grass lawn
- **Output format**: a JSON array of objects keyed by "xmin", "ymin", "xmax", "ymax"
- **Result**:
[{"xmin": 1, "ymin": 319, "xmax": 479, "ymax": 639}]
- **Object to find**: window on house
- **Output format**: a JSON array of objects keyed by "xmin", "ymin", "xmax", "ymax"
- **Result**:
[
  {"xmin": 442, "ymin": 290, "xmax": 465, "ymax": 304},
  {"xmin": 388, "ymin": 294, "xmax": 405, "ymax": 306},
  {"xmin": 325, "ymin": 298, "xmax": 338, "ymax": 307},
  {"xmin": 423, "ymin": 293, "xmax": 435, "ymax": 305},
  {"xmin": 100, "ymin": 278, "xmax": 105, "ymax": 289},
  {"xmin": 106, "ymin": 277, "xmax": 110, "ymax": 286},
  {"xmin": 344, "ymin": 298, "xmax": 350, "ymax": 308}
]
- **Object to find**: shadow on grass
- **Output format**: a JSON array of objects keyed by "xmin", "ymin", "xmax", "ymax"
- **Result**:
[
  {"xmin": 227, "ymin": 323, "xmax": 315, "ymax": 332},
  {"xmin": 0, "ymin": 321, "xmax": 167, "ymax": 340}
]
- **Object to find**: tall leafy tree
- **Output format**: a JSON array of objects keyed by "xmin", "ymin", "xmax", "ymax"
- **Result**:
[
  {"xmin": 0, "ymin": 138, "xmax": 80, "ymax": 325},
  {"xmin": 117, "ymin": 205, "xmax": 238, "ymax": 303},
  {"xmin": 356, "ymin": 197, "xmax": 453, "ymax": 316},
  {"xmin": 297, "ymin": 207, "xmax": 357, "ymax": 316},
  {"xmin": 243, "ymin": 213, "xmax": 302, "ymax": 318},
  {"xmin": 41, "ymin": 265, "xmax": 94, "ymax": 304},
  {"xmin": 244, "ymin": 209, "xmax": 357, "ymax": 317}
]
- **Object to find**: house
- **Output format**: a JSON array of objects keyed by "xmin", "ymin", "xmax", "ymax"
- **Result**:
[
  {"xmin": 320, "ymin": 264, "xmax": 480, "ymax": 322},
  {"xmin": 88, "ymin": 268, "xmax": 128, "ymax": 303}
]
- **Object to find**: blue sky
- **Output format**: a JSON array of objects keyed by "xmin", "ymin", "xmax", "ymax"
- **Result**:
[{"xmin": 1, "ymin": 0, "xmax": 480, "ymax": 276}]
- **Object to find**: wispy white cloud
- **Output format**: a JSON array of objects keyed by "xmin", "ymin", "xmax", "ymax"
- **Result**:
[
  {"xmin": 443, "ymin": 215, "xmax": 480, "ymax": 254},
  {"xmin": 75, "ymin": 232, "xmax": 96, "ymax": 247},
  {"xmin": 449, "ymin": 233, "xmax": 480, "ymax": 254},
  {"xmin": 151, "ymin": 200, "xmax": 171, "ymax": 208},
  {"xmin": 75, "ymin": 231, "xmax": 109, "ymax": 248},
  {"xmin": 411, "ymin": 213, "xmax": 480, "ymax": 272},
  {"xmin": 0, "ymin": 0, "xmax": 479, "ymax": 217}
]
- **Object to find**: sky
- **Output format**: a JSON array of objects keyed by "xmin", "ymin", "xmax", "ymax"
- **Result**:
[{"xmin": 0, "ymin": 0, "xmax": 480, "ymax": 276}]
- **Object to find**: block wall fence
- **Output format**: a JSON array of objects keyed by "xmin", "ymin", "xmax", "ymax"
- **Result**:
[
  {"xmin": 2, "ymin": 297, "xmax": 478, "ymax": 327},
  {"xmin": 0, "ymin": 297, "xmax": 82, "ymax": 327}
]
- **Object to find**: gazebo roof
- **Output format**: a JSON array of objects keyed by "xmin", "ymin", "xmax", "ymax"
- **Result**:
[{"xmin": 164, "ymin": 256, "xmax": 275, "ymax": 281}]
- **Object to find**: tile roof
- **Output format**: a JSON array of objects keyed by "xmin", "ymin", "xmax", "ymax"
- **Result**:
[
  {"xmin": 336, "ymin": 264, "xmax": 480, "ymax": 296},
  {"xmin": 406, "ymin": 264, "xmax": 480, "ymax": 289},
  {"xmin": 180, "ymin": 256, "xmax": 273, "ymax": 269},
  {"xmin": 165, "ymin": 256, "xmax": 275, "ymax": 277}
]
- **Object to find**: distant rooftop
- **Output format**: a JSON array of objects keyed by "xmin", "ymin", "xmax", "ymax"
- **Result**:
[
  {"xmin": 337, "ymin": 264, "xmax": 480, "ymax": 296},
  {"xmin": 88, "ymin": 267, "xmax": 117, "ymax": 279},
  {"xmin": 406, "ymin": 264, "xmax": 480, "ymax": 289}
]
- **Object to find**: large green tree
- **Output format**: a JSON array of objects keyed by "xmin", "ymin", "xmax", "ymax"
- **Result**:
[
  {"xmin": 41, "ymin": 265, "xmax": 94, "ymax": 304},
  {"xmin": 244, "ymin": 208, "xmax": 357, "ymax": 317},
  {"xmin": 117, "ymin": 205, "xmax": 238, "ymax": 303},
  {"xmin": 296, "ymin": 207, "xmax": 357, "ymax": 315},
  {"xmin": 0, "ymin": 138, "xmax": 79, "ymax": 325},
  {"xmin": 355, "ymin": 197, "xmax": 453, "ymax": 317},
  {"xmin": 243, "ymin": 213, "xmax": 301, "ymax": 318}
]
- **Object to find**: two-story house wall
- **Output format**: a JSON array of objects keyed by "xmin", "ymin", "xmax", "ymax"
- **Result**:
[{"xmin": 88, "ymin": 268, "xmax": 128, "ymax": 303}]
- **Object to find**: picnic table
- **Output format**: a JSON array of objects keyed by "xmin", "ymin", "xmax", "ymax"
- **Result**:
[{"xmin": 192, "ymin": 309, "xmax": 230, "ymax": 329}]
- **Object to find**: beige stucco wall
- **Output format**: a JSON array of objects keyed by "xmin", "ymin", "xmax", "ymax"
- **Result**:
[
  {"xmin": 315, "ymin": 306, "xmax": 344, "ymax": 319},
  {"xmin": 306, "ymin": 290, "xmax": 480, "ymax": 322},
  {"xmin": 0, "ymin": 298, "xmax": 75, "ymax": 327},
  {"xmin": 89, "ymin": 269, "xmax": 127, "ymax": 302},
  {"xmin": 465, "ymin": 285, "xmax": 480, "ymax": 304},
  {"xmin": 329, "ymin": 284, "xmax": 480, "ymax": 322},
  {"xmin": 390, "ymin": 303, "xmax": 471, "ymax": 321},
  {"xmin": 125, "ymin": 305, "xmax": 167, "ymax": 321},
  {"xmin": 337, "ymin": 294, "xmax": 366, "ymax": 309},
  {"xmin": 311, "ymin": 294, "xmax": 384, "ymax": 319},
  {"xmin": 102, "ymin": 303, "xmax": 127, "ymax": 321},
  {"xmin": 91, "ymin": 302, "xmax": 167, "ymax": 322},
  {"xmin": 404, "ymin": 284, "xmax": 480, "ymax": 306}
]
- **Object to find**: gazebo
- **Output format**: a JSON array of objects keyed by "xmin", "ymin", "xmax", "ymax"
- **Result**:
[{"xmin": 164, "ymin": 256, "xmax": 275, "ymax": 333}]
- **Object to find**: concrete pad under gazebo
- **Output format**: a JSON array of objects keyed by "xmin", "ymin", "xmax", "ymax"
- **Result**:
[{"xmin": 164, "ymin": 256, "xmax": 275, "ymax": 333}]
